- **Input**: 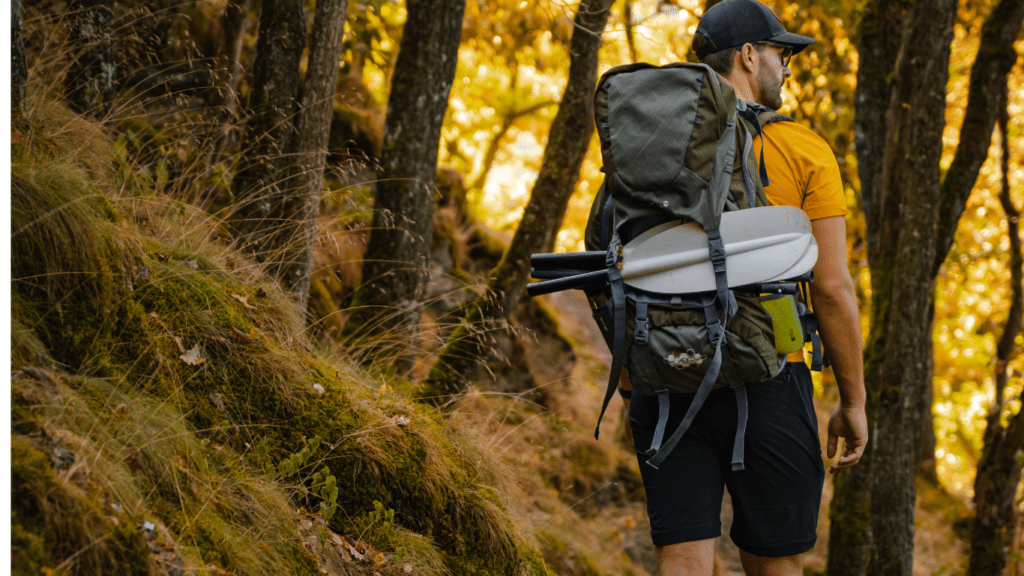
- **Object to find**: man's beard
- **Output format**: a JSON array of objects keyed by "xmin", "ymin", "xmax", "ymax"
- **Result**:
[{"xmin": 757, "ymin": 66, "xmax": 783, "ymax": 111}]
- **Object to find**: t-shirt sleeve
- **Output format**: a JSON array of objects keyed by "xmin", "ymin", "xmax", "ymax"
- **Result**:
[
  {"xmin": 760, "ymin": 122, "xmax": 848, "ymax": 220},
  {"xmin": 800, "ymin": 133, "xmax": 848, "ymax": 220}
]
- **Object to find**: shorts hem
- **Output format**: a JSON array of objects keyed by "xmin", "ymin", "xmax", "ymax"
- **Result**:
[
  {"xmin": 730, "ymin": 537, "xmax": 817, "ymax": 558},
  {"xmin": 651, "ymin": 523, "xmax": 721, "ymax": 548}
]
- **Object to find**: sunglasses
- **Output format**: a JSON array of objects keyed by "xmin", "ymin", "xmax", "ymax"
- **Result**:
[{"xmin": 737, "ymin": 42, "xmax": 794, "ymax": 68}]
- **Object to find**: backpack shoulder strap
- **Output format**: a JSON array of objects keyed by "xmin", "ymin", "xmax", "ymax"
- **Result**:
[{"xmin": 756, "ymin": 109, "xmax": 793, "ymax": 127}]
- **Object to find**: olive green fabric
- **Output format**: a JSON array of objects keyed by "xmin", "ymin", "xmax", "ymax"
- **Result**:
[
  {"xmin": 586, "ymin": 62, "xmax": 783, "ymax": 395},
  {"xmin": 623, "ymin": 294, "xmax": 780, "ymax": 396}
]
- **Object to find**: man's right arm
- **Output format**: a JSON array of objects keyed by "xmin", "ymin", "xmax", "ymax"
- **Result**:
[{"xmin": 809, "ymin": 215, "xmax": 868, "ymax": 473}]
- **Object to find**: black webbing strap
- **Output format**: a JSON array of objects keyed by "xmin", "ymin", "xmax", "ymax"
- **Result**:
[
  {"xmin": 796, "ymin": 301, "xmax": 826, "ymax": 371},
  {"xmin": 731, "ymin": 384, "xmax": 748, "ymax": 471},
  {"xmin": 632, "ymin": 299, "xmax": 663, "ymax": 390},
  {"xmin": 706, "ymin": 229, "xmax": 734, "ymax": 319},
  {"xmin": 737, "ymin": 105, "xmax": 771, "ymax": 188},
  {"xmin": 740, "ymin": 130, "xmax": 756, "ymax": 207},
  {"xmin": 595, "ymin": 236, "xmax": 627, "ymax": 440},
  {"xmin": 645, "ymin": 302, "xmax": 725, "ymax": 470},
  {"xmin": 641, "ymin": 389, "xmax": 672, "ymax": 457}
]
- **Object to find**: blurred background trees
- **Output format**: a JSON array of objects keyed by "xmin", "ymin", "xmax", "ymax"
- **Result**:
[{"xmin": 14, "ymin": 0, "xmax": 1024, "ymax": 572}]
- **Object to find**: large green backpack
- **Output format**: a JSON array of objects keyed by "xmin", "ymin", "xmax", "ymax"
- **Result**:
[{"xmin": 529, "ymin": 62, "xmax": 820, "ymax": 470}]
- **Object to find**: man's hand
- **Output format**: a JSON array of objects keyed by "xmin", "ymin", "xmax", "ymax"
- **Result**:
[{"xmin": 827, "ymin": 404, "xmax": 868, "ymax": 473}]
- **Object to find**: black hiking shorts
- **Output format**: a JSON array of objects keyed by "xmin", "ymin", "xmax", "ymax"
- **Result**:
[{"xmin": 629, "ymin": 362, "xmax": 825, "ymax": 557}]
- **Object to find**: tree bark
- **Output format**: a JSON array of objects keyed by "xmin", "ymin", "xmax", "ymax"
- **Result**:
[
  {"xmin": 624, "ymin": 0, "xmax": 638, "ymax": 63},
  {"xmin": 417, "ymin": 0, "xmax": 611, "ymax": 406},
  {"xmin": 211, "ymin": 0, "xmax": 251, "ymax": 151},
  {"xmin": 934, "ymin": 0, "xmax": 1024, "ymax": 277},
  {"xmin": 967, "ymin": 82, "xmax": 1024, "ymax": 576},
  {"xmin": 274, "ymin": 0, "xmax": 350, "ymax": 311},
  {"xmin": 341, "ymin": 0, "xmax": 466, "ymax": 371},
  {"xmin": 830, "ymin": 0, "xmax": 1024, "ymax": 574},
  {"xmin": 12, "ymin": 0, "xmax": 28, "ymax": 125},
  {"xmin": 865, "ymin": 3, "xmax": 957, "ymax": 575},
  {"xmin": 230, "ymin": 0, "xmax": 350, "ymax": 310},
  {"xmin": 65, "ymin": 0, "xmax": 117, "ymax": 118},
  {"xmin": 230, "ymin": 0, "xmax": 305, "ymax": 267},
  {"xmin": 827, "ymin": 2, "xmax": 909, "ymax": 571}
]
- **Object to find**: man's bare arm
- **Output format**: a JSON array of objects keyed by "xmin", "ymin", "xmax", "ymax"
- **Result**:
[{"xmin": 809, "ymin": 216, "xmax": 868, "ymax": 473}]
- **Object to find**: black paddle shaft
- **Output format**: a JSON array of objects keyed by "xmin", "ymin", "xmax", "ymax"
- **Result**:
[
  {"xmin": 530, "ymin": 251, "xmax": 606, "ymax": 271},
  {"xmin": 526, "ymin": 270, "xmax": 608, "ymax": 297}
]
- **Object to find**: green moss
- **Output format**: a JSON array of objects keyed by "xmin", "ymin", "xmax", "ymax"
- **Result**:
[
  {"xmin": 10, "ymin": 129, "xmax": 548, "ymax": 575},
  {"xmin": 11, "ymin": 436, "xmax": 151, "ymax": 576}
]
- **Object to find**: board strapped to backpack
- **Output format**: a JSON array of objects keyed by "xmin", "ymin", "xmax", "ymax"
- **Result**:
[{"xmin": 527, "ymin": 62, "xmax": 825, "ymax": 470}]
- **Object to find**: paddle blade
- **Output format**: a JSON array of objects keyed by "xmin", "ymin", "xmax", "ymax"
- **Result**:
[{"xmin": 620, "ymin": 206, "xmax": 818, "ymax": 294}]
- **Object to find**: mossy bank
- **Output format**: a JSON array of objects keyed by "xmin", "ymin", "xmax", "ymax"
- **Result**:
[{"xmin": 10, "ymin": 107, "xmax": 550, "ymax": 576}]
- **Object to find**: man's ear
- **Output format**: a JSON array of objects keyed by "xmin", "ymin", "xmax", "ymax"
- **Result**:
[{"xmin": 736, "ymin": 43, "xmax": 759, "ymax": 74}]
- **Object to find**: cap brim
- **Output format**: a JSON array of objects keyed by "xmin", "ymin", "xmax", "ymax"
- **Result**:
[{"xmin": 769, "ymin": 32, "xmax": 816, "ymax": 54}]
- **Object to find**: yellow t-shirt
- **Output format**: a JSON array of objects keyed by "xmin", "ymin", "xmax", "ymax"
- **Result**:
[
  {"xmin": 754, "ymin": 119, "xmax": 847, "ymax": 362},
  {"xmin": 756, "ymin": 120, "xmax": 848, "ymax": 220}
]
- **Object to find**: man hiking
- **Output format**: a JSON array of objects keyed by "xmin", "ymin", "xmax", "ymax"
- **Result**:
[{"xmin": 619, "ymin": 1, "xmax": 869, "ymax": 574}]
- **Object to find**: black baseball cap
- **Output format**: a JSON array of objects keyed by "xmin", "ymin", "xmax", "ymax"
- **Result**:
[{"xmin": 693, "ymin": 0, "xmax": 815, "ymax": 59}]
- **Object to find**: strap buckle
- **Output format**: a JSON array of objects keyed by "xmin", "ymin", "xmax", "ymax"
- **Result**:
[{"xmin": 634, "ymin": 319, "xmax": 649, "ymax": 345}]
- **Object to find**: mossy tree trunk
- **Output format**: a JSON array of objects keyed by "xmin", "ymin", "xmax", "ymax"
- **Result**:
[
  {"xmin": 827, "ymin": 5, "xmax": 910, "ymax": 571},
  {"xmin": 274, "ymin": 0, "xmax": 349, "ymax": 312},
  {"xmin": 211, "ymin": 0, "xmax": 252, "ymax": 151},
  {"xmin": 828, "ymin": 1, "xmax": 1024, "ymax": 574},
  {"xmin": 12, "ymin": 0, "xmax": 28, "ymax": 126},
  {"xmin": 231, "ymin": 0, "xmax": 304, "ymax": 254},
  {"xmin": 341, "ymin": 0, "xmax": 466, "ymax": 372},
  {"xmin": 65, "ymin": 0, "xmax": 117, "ymax": 118},
  {"xmin": 231, "ymin": 0, "xmax": 349, "ymax": 311},
  {"xmin": 416, "ymin": 0, "xmax": 611, "ymax": 407},
  {"xmin": 967, "ymin": 83, "xmax": 1024, "ymax": 576}
]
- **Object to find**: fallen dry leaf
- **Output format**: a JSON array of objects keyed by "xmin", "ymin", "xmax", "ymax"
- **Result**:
[
  {"xmin": 312, "ymin": 383, "xmax": 325, "ymax": 395},
  {"xmin": 228, "ymin": 327, "xmax": 251, "ymax": 344},
  {"xmin": 392, "ymin": 415, "xmax": 411, "ymax": 428},
  {"xmin": 232, "ymin": 294, "xmax": 256, "ymax": 309},
  {"xmin": 209, "ymin": 392, "xmax": 226, "ymax": 412},
  {"xmin": 155, "ymin": 252, "xmax": 169, "ymax": 261},
  {"xmin": 403, "ymin": 564, "xmax": 413, "ymax": 573},
  {"xmin": 124, "ymin": 448, "xmax": 143, "ymax": 473},
  {"xmin": 172, "ymin": 336, "xmax": 186, "ymax": 353},
  {"xmin": 180, "ymin": 344, "xmax": 205, "ymax": 366},
  {"xmin": 373, "ymin": 552, "xmax": 387, "ymax": 567},
  {"xmin": 348, "ymin": 542, "xmax": 365, "ymax": 562},
  {"xmin": 183, "ymin": 259, "xmax": 199, "ymax": 270}
]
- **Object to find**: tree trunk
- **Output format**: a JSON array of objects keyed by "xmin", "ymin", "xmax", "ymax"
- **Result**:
[
  {"xmin": 341, "ymin": 0, "xmax": 466, "ymax": 371},
  {"xmin": 919, "ymin": 305, "xmax": 939, "ymax": 483},
  {"xmin": 274, "ymin": 0, "xmax": 350, "ymax": 311},
  {"xmin": 934, "ymin": 0, "xmax": 1024, "ymax": 277},
  {"xmin": 212, "ymin": 0, "xmax": 251, "ymax": 150},
  {"xmin": 65, "ymin": 0, "xmax": 117, "ymax": 118},
  {"xmin": 967, "ymin": 82, "xmax": 1024, "ymax": 576},
  {"xmin": 417, "ymin": 0, "xmax": 611, "ymax": 406},
  {"xmin": 829, "ymin": 0, "xmax": 1024, "ymax": 574},
  {"xmin": 230, "ymin": 0, "xmax": 350, "ymax": 311},
  {"xmin": 230, "ymin": 0, "xmax": 305, "ymax": 266},
  {"xmin": 865, "ymin": 3, "xmax": 957, "ymax": 575},
  {"xmin": 624, "ymin": 0, "xmax": 638, "ymax": 63},
  {"xmin": 12, "ymin": 0, "xmax": 28, "ymax": 125},
  {"xmin": 827, "ymin": 1, "xmax": 909, "ymax": 570}
]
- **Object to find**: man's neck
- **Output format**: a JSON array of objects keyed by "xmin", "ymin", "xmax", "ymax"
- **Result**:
[{"xmin": 720, "ymin": 72, "xmax": 757, "ymax": 103}]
